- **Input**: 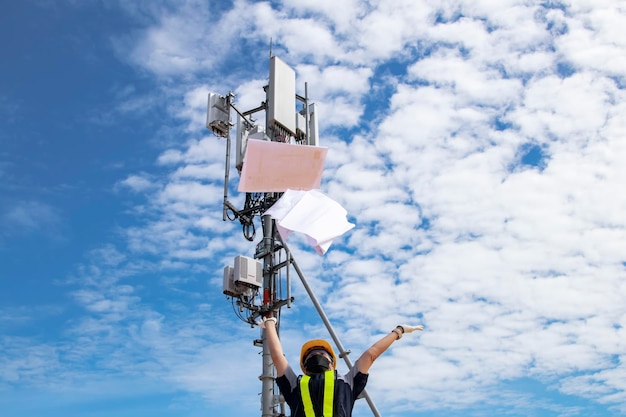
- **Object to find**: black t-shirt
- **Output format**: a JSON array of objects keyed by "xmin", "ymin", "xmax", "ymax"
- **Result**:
[{"xmin": 276, "ymin": 364, "xmax": 369, "ymax": 417}]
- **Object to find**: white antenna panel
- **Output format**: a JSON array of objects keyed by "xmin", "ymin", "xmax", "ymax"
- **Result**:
[
  {"xmin": 233, "ymin": 255, "xmax": 263, "ymax": 289},
  {"xmin": 223, "ymin": 265, "xmax": 237, "ymax": 296},
  {"xmin": 308, "ymin": 103, "xmax": 319, "ymax": 147},
  {"xmin": 207, "ymin": 93, "xmax": 229, "ymax": 138},
  {"xmin": 296, "ymin": 103, "xmax": 320, "ymax": 146},
  {"xmin": 268, "ymin": 56, "xmax": 296, "ymax": 136},
  {"xmin": 296, "ymin": 112, "xmax": 306, "ymax": 137},
  {"xmin": 236, "ymin": 116, "xmax": 265, "ymax": 172}
]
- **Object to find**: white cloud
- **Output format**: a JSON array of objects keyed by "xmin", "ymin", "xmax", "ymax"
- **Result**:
[
  {"xmin": 408, "ymin": 49, "xmax": 524, "ymax": 106},
  {"xmin": 349, "ymin": 1, "xmax": 431, "ymax": 61},
  {"xmin": 512, "ymin": 73, "xmax": 615, "ymax": 140},
  {"xmin": 118, "ymin": 173, "xmax": 155, "ymax": 192},
  {"xmin": 557, "ymin": 5, "xmax": 626, "ymax": 76},
  {"xmin": 278, "ymin": 0, "xmax": 368, "ymax": 34},
  {"xmin": 0, "ymin": 200, "xmax": 62, "ymax": 240}
]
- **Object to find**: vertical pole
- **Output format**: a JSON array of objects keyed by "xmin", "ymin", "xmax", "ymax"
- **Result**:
[
  {"xmin": 286, "ymin": 251, "xmax": 292, "ymax": 308},
  {"xmin": 222, "ymin": 93, "xmax": 233, "ymax": 221},
  {"xmin": 261, "ymin": 51, "xmax": 275, "ymax": 417},
  {"xmin": 304, "ymin": 82, "xmax": 310, "ymax": 145},
  {"xmin": 260, "ymin": 214, "xmax": 275, "ymax": 417}
]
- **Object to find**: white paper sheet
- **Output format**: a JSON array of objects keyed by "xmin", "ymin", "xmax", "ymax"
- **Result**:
[{"xmin": 265, "ymin": 189, "xmax": 355, "ymax": 255}]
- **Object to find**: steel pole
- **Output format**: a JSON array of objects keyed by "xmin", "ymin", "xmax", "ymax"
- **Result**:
[
  {"xmin": 222, "ymin": 93, "xmax": 234, "ymax": 221},
  {"xmin": 260, "ymin": 214, "xmax": 276, "ymax": 417}
]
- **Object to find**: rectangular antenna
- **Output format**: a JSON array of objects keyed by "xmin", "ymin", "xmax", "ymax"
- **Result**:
[
  {"xmin": 223, "ymin": 265, "xmax": 237, "ymax": 296},
  {"xmin": 236, "ymin": 115, "xmax": 265, "ymax": 172},
  {"xmin": 308, "ymin": 103, "xmax": 319, "ymax": 146},
  {"xmin": 236, "ymin": 115, "xmax": 246, "ymax": 171},
  {"xmin": 268, "ymin": 56, "xmax": 296, "ymax": 136},
  {"xmin": 207, "ymin": 93, "xmax": 229, "ymax": 137},
  {"xmin": 233, "ymin": 256, "xmax": 263, "ymax": 288}
]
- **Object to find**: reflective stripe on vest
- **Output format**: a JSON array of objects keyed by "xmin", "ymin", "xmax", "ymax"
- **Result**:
[{"xmin": 300, "ymin": 370, "xmax": 335, "ymax": 417}]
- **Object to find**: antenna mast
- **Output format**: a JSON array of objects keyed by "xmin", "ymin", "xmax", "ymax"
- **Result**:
[{"xmin": 206, "ymin": 56, "xmax": 381, "ymax": 417}]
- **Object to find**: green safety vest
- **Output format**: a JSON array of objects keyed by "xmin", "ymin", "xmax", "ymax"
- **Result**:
[{"xmin": 300, "ymin": 370, "xmax": 335, "ymax": 417}]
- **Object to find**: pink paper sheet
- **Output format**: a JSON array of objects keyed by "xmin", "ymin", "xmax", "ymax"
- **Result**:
[{"xmin": 238, "ymin": 139, "xmax": 328, "ymax": 192}]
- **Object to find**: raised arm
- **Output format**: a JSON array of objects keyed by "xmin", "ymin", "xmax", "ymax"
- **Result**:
[
  {"xmin": 356, "ymin": 324, "xmax": 423, "ymax": 374},
  {"xmin": 261, "ymin": 317, "xmax": 289, "ymax": 377}
]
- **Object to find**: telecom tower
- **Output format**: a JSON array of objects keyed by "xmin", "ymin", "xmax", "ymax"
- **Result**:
[{"xmin": 207, "ymin": 56, "xmax": 381, "ymax": 417}]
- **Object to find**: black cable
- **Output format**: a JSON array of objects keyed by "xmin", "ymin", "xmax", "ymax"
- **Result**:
[
  {"xmin": 243, "ymin": 221, "xmax": 256, "ymax": 241},
  {"xmin": 226, "ymin": 206, "xmax": 237, "ymax": 221}
]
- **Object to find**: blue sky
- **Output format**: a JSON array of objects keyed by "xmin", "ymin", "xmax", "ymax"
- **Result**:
[{"xmin": 2, "ymin": 1, "xmax": 626, "ymax": 417}]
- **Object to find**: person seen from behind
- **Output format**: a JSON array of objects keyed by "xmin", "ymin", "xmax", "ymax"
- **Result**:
[{"xmin": 260, "ymin": 314, "xmax": 423, "ymax": 417}]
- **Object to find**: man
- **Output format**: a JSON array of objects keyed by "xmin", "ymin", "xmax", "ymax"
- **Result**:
[{"xmin": 260, "ymin": 315, "xmax": 423, "ymax": 417}]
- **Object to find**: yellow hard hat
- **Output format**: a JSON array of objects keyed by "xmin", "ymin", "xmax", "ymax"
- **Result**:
[{"xmin": 300, "ymin": 339, "xmax": 337, "ymax": 373}]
